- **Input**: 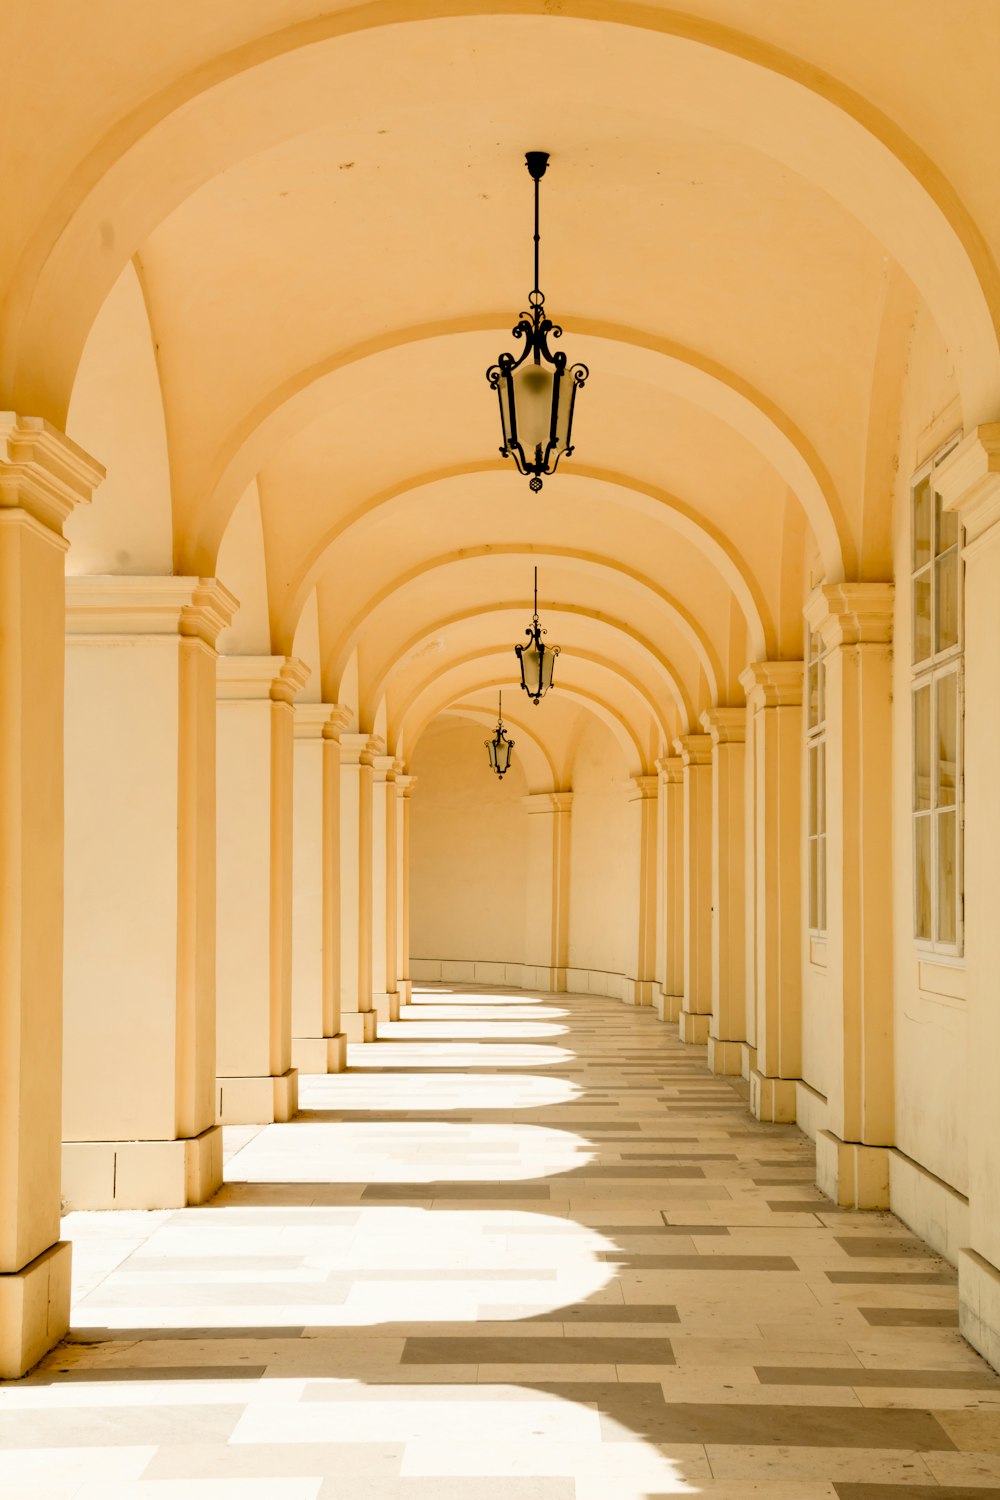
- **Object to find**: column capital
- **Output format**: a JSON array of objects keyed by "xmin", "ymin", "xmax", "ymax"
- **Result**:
[
  {"xmin": 804, "ymin": 582, "xmax": 894, "ymax": 648},
  {"xmin": 339, "ymin": 731, "xmax": 380, "ymax": 766},
  {"xmin": 626, "ymin": 774, "xmax": 659, "ymax": 800},
  {"xmin": 699, "ymin": 706, "xmax": 746, "ymax": 744},
  {"xmin": 370, "ymin": 753, "xmax": 397, "ymax": 782},
  {"xmin": 673, "ymin": 733, "xmax": 712, "ymax": 766},
  {"xmin": 936, "ymin": 423, "xmax": 1000, "ymax": 546},
  {"xmin": 65, "ymin": 575, "xmax": 237, "ymax": 647},
  {"xmin": 394, "ymin": 773, "xmax": 416, "ymax": 797},
  {"xmin": 739, "ymin": 659, "xmax": 803, "ymax": 710},
  {"xmin": 656, "ymin": 754, "xmax": 684, "ymax": 784},
  {"xmin": 217, "ymin": 654, "xmax": 309, "ymax": 703},
  {"xmin": 523, "ymin": 790, "xmax": 573, "ymax": 813},
  {"xmin": 322, "ymin": 704, "xmax": 354, "ymax": 740},
  {"xmin": 0, "ymin": 413, "xmax": 104, "ymax": 534},
  {"xmin": 294, "ymin": 703, "xmax": 341, "ymax": 740}
]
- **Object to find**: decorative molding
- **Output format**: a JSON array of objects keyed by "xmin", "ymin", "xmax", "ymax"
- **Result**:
[
  {"xmin": 626, "ymin": 774, "xmax": 658, "ymax": 800},
  {"xmin": 739, "ymin": 659, "xmax": 803, "ymax": 710},
  {"xmin": 0, "ymin": 412, "xmax": 104, "ymax": 533},
  {"xmin": 293, "ymin": 703, "xmax": 336, "ymax": 739},
  {"xmin": 936, "ymin": 423, "xmax": 1000, "ymax": 547},
  {"xmin": 673, "ymin": 733, "xmax": 712, "ymax": 766},
  {"xmin": 216, "ymin": 653, "xmax": 309, "ymax": 703},
  {"xmin": 804, "ymin": 582, "xmax": 894, "ymax": 648},
  {"xmin": 65, "ymin": 575, "xmax": 237, "ymax": 647},
  {"xmin": 699, "ymin": 706, "xmax": 746, "ymax": 744},
  {"xmin": 523, "ymin": 790, "xmax": 573, "ymax": 813},
  {"xmin": 655, "ymin": 754, "xmax": 684, "ymax": 784},
  {"xmin": 339, "ymin": 731, "xmax": 380, "ymax": 767},
  {"xmin": 323, "ymin": 703, "xmax": 354, "ymax": 740}
]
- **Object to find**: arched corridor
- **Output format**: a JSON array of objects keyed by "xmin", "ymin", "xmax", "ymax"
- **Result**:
[{"xmin": 6, "ymin": 987, "xmax": 999, "ymax": 1496}]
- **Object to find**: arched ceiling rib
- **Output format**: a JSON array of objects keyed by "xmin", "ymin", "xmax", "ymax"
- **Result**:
[{"xmin": 5, "ymin": 4, "xmax": 998, "ymax": 433}]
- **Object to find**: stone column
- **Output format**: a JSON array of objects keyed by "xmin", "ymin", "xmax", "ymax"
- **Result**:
[
  {"xmin": 623, "ymin": 776, "xmax": 658, "ymax": 1006},
  {"xmin": 370, "ymin": 754, "xmax": 399, "ymax": 1023},
  {"xmin": 0, "ymin": 415, "xmax": 103, "ymax": 1378},
  {"xmin": 675, "ymin": 734, "xmax": 713, "ymax": 1042},
  {"xmin": 700, "ymin": 708, "xmax": 747, "ymax": 1074},
  {"xmin": 291, "ymin": 703, "xmax": 351, "ymax": 1074},
  {"xmin": 216, "ymin": 655, "xmax": 307, "ymax": 1122},
  {"xmin": 62, "ymin": 577, "xmax": 235, "ymax": 1209},
  {"xmin": 937, "ymin": 427, "xmax": 1000, "ymax": 1367},
  {"xmin": 740, "ymin": 661, "xmax": 804, "ymax": 1122},
  {"xmin": 805, "ymin": 584, "xmax": 895, "ymax": 1207},
  {"xmin": 340, "ymin": 732, "xmax": 378, "ymax": 1042},
  {"xmin": 654, "ymin": 755, "xmax": 685, "ymax": 1021},
  {"xmin": 523, "ymin": 792, "xmax": 573, "ymax": 992},
  {"xmin": 395, "ymin": 771, "xmax": 415, "ymax": 1004}
]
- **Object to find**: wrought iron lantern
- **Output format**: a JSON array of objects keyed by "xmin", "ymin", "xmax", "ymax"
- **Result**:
[
  {"xmin": 487, "ymin": 151, "xmax": 588, "ymax": 492},
  {"xmin": 485, "ymin": 692, "xmax": 515, "ymax": 778},
  {"xmin": 516, "ymin": 566, "xmax": 560, "ymax": 704}
]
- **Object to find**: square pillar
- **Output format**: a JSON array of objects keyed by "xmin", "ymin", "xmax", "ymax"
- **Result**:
[
  {"xmin": 523, "ymin": 792, "xmax": 573, "ymax": 992},
  {"xmin": 675, "ymin": 735, "xmax": 713, "ymax": 1041},
  {"xmin": 62, "ymin": 577, "xmax": 236, "ymax": 1209},
  {"xmin": 805, "ymin": 584, "xmax": 895, "ymax": 1208},
  {"xmin": 0, "ymin": 415, "xmax": 103, "ymax": 1377},
  {"xmin": 370, "ymin": 754, "xmax": 399, "ymax": 1023},
  {"xmin": 216, "ymin": 655, "xmax": 307, "ymax": 1122},
  {"xmin": 701, "ymin": 708, "xmax": 746, "ymax": 1075},
  {"xmin": 654, "ymin": 755, "xmax": 684, "ymax": 1021},
  {"xmin": 395, "ymin": 771, "xmax": 415, "ymax": 1004},
  {"xmin": 623, "ymin": 776, "xmax": 657, "ymax": 1006},
  {"xmin": 937, "ymin": 427, "xmax": 1000, "ymax": 1368},
  {"xmin": 340, "ymin": 732, "xmax": 378, "ymax": 1042},
  {"xmin": 291, "ymin": 704, "xmax": 351, "ymax": 1075},
  {"xmin": 740, "ymin": 661, "xmax": 804, "ymax": 1122}
]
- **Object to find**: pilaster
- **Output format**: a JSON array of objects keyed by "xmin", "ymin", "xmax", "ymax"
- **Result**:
[
  {"xmin": 523, "ymin": 791, "xmax": 573, "ymax": 992},
  {"xmin": 340, "ymin": 732, "xmax": 379, "ymax": 1042},
  {"xmin": 395, "ymin": 770, "xmax": 415, "ymax": 1004},
  {"xmin": 0, "ymin": 415, "xmax": 103, "ymax": 1377},
  {"xmin": 619, "ymin": 775, "xmax": 657, "ymax": 1006},
  {"xmin": 215, "ymin": 654, "xmax": 308, "ymax": 1122},
  {"xmin": 62, "ymin": 576, "xmax": 236, "ymax": 1209},
  {"xmin": 700, "ymin": 708, "xmax": 746, "ymax": 1075},
  {"xmin": 937, "ymin": 426, "xmax": 1000, "ymax": 1366},
  {"xmin": 654, "ymin": 755, "xmax": 684, "ymax": 1022},
  {"xmin": 370, "ymin": 754, "xmax": 400, "ymax": 1022},
  {"xmin": 674, "ymin": 735, "xmax": 713, "ymax": 1043},
  {"xmin": 740, "ymin": 660, "xmax": 803, "ymax": 1122},
  {"xmin": 291, "ymin": 703, "xmax": 352, "ymax": 1075},
  {"xmin": 805, "ymin": 583, "xmax": 895, "ymax": 1208}
]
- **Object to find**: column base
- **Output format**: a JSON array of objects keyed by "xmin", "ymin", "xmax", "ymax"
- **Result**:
[
  {"xmin": 740, "ymin": 1041, "xmax": 757, "ymax": 1081},
  {"xmin": 678, "ymin": 1009, "xmax": 710, "ymax": 1044},
  {"xmin": 0, "ymin": 1240, "xmax": 72, "ymax": 1380},
  {"xmin": 654, "ymin": 990, "xmax": 682, "ymax": 1022},
  {"xmin": 373, "ymin": 990, "xmax": 401, "ymax": 1023},
  {"xmin": 707, "ymin": 1036, "xmax": 744, "ymax": 1075},
  {"xmin": 216, "ymin": 1069, "xmax": 298, "ymax": 1125},
  {"xmin": 750, "ymin": 1069, "xmax": 798, "ymax": 1123},
  {"xmin": 343, "ymin": 1010, "xmax": 378, "ymax": 1043},
  {"xmin": 816, "ymin": 1129, "xmax": 889, "ymax": 1208},
  {"xmin": 292, "ymin": 1034, "xmax": 348, "ymax": 1075},
  {"xmin": 622, "ymin": 977, "xmax": 654, "ymax": 1006},
  {"xmin": 62, "ymin": 1125, "xmax": 223, "ymax": 1210},
  {"xmin": 960, "ymin": 1248, "xmax": 1000, "ymax": 1374}
]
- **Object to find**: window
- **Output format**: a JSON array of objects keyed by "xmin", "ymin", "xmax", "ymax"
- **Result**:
[
  {"xmin": 911, "ymin": 445, "xmax": 963, "ymax": 953},
  {"xmin": 806, "ymin": 622, "xmax": 827, "ymax": 935}
]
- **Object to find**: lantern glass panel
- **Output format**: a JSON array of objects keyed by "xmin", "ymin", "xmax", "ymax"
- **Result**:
[
  {"xmin": 497, "ymin": 376, "xmax": 515, "ymax": 453},
  {"xmin": 540, "ymin": 645, "xmax": 556, "ymax": 693},
  {"xmin": 512, "ymin": 361, "xmax": 554, "ymax": 455},
  {"xmin": 520, "ymin": 643, "xmax": 542, "ymax": 697},
  {"xmin": 554, "ymin": 371, "xmax": 574, "ymax": 454}
]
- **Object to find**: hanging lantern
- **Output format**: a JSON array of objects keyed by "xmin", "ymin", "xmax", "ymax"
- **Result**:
[
  {"xmin": 516, "ymin": 566, "xmax": 560, "ymax": 704},
  {"xmin": 485, "ymin": 691, "xmax": 515, "ymax": 778},
  {"xmin": 486, "ymin": 152, "xmax": 588, "ymax": 493}
]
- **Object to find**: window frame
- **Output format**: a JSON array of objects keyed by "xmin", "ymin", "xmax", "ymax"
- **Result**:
[{"xmin": 911, "ymin": 440, "xmax": 964, "ymax": 958}]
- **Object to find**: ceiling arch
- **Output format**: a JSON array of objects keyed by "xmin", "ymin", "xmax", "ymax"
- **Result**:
[{"xmin": 439, "ymin": 702, "xmax": 558, "ymax": 793}]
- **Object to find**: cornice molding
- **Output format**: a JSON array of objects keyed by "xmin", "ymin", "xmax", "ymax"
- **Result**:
[
  {"xmin": 0, "ymin": 413, "xmax": 104, "ymax": 534},
  {"xmin": 656, "ymin": 754, "xmax": 684, "ymax": 784},
  {"xmin": 936, "ymin": 423, "xmax": 1000, "ymax": 547},
  {"xmin": 699, "ymin": 706, "xmax": 746, "ymax": 744},
  {"xmin": 523, "ymin": 791, "xmax": 573, "ymax": 813},
  {"xmin": 804, "ymin": 582, "xmax": 893, "ymax": 648},
  {"xmin": 627, "ymin": 773, "xmax": 660, "ymax": 800},
  {"xmin": 65, "ymin": 575, "xmax": 237, "ymax": 646},
  {"xmin": 739, "ymin": 659, "xmax": 803, "ymax": 710},
  {"xmin": 217, "ymin": 653, "xmax": 309, "ymax": 703}
]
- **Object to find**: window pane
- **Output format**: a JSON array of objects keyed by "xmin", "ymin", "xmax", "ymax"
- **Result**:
[
  {"xmin": 807, "ymin": 661, "xmax": 819, "ymax": 731},
  {"xmin": 935, "ymin": 550, "xmax": 959, "ymax": 653},
  {"xmin": 913, "ymin": 572, "xmax": 931, "ymax": 662},
  {"xmin": 817, "ymin": 739, "xmax": 826, "ymax": 835},
  {"xmin": 937, "ymin": 808, "xmax": 958, "ymax": 945},
  {"xmin": 913, "ymin": 475, "xmax": 933, "ymax": 569},
  {"xmin": 808, "ymin": 743, "xmax": 818, "ymax": 837},
  {"xmin": 936, "ymin": 489, "xmax": 958, "ymax": 555},
  {"xmin": 914, "ymin": 683, "xmax": 932, "ymax": 812},
  {"xmin": 936, "ymin": 672, "xmax": 958, "ymax": 806},
  {"xmin": 809, "ymin": 837, "xmax": 819, "ymax": 930},
  {"xmin": 817, "ymin": 832, "xmax": 827, "ymax": 933},
  {"xmin": 915, "ymin": 814, "xmax": 932, "ymax": 939}
]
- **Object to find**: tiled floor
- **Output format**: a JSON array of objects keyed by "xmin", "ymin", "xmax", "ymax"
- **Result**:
[{"xmin": 4, "ymin": 986, "xmax": 1000, "ymax": 1499}]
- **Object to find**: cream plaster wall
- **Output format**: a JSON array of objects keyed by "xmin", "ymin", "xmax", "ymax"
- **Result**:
[
  {"xmin": 410, "ymin": 715, "xmax": 529, "ymax": 970},
  {"xmin": 216, "ymin": 482, "xmax": 271, "ymax": 655},
  {"xmin": 567, "ymin": 718, "xmax": 632, "ymax": 987}
]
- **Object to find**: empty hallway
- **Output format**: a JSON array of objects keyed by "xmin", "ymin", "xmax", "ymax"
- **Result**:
[{"xmin": 4, "ymin": 986, "xmax": 999, "ymax": 1499}]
